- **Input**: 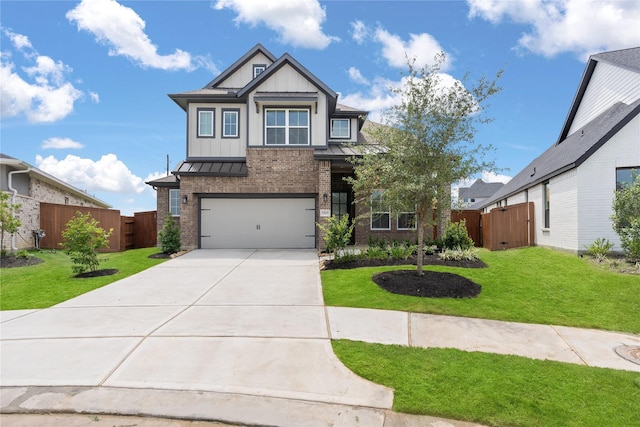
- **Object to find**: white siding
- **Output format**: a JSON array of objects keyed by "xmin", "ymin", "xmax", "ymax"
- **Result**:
[
  {"xmin": 187, "ymin": 103, "xmax": 247, "ymax": 158},
  {"xmin": 576, "ymin": 113, "xmax": 640, "ymax": 251},
  {"xmin": 216, "ymin": 52, "xmax": 274, "ymax": 89},
  {"xmin": 569, "ymin": 62, "xmax": 640, "ymax": 135},
  {"xmin": 540, "ymin": 170, "xmax": 579, "ymax": 251},
  {"xmin": 247, "ymin": 64, "xmax": 328, "ymax": 147}
]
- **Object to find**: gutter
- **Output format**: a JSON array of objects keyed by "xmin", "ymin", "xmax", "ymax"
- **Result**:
[{"xmin": 8, "ymin": 167, "xmax": 31, "ymax": 251}]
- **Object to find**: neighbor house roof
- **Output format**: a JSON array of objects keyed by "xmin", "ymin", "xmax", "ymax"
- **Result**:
[
  {"xmin": 459, "ymin": 180, "xmax": 504, "ymax": 199},
  {"xmin": 0, "ymin": 153, "xmax": 111, "ymax": 208},
  {"xmin": 478, "ymin": 99, "xmax": 640, "ymax": 209}
]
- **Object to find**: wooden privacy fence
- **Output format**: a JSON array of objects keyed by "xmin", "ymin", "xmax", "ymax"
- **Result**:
[
  {"xmin": 39, "ymin": 203, "xmax": 156, "ymax": 252},
  {"xmin": 481, "ymin": 202, "xmax": 535, "ymax": 251}
]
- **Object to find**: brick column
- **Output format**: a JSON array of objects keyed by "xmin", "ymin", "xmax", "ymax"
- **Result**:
[{"xmin": 317, "ymin": 160, "xmax": 332, "ymax": 250}]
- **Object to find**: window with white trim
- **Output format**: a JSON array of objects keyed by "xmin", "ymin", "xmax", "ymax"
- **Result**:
[
  {"xmin": 397, "ymin": 212, "xmax": 416, "ymax": 230},
  {"xmin": 330, "ymin": 118, "xmax": 350, "ymax": 139},
  {"xmin": 222, "ymin": 109, "xmax": 239, "ymax": 138},
  {"xmin": 197, "ymin": 108, "xmax": 214, "ymax": 137},
  {"xmin": 253, "ymin": 64, "xmax": 266, "ymax": 78},
  {"xmin": 371, "ymin": 189, "xmax": 390, "ymax": 230},
  {"xmin": 265, "ymin": 108, "xmax": 309, "ymax": 145},
  {"xmin": 169, "ymin": 189, "xmax": 181, "ymax": 217}
]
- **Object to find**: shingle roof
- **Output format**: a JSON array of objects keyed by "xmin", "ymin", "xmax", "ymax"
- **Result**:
[
  {"xmin": 145, "ymin": 174, "xmax": 178, "ymax": 187},
  {"xmin": 478, "ymin": 99, "xmax": 640, "ymax": 208},
  {"xmin": 592, "ymin": 47, "xmax": 640, "ymax": 73},
  {"xmin": 459, "ymin": 180, "xmax": 504, "ymax": 199}
]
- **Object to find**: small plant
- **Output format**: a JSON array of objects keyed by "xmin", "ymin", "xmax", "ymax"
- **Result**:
[
  {"xmin": 367, "ymin": 235, "xmax": 387, "ymax": 249},
  {"xmin": 438, "ymin": 246, "xmax": 479, "ymax": 261},
  {"xmin": 15, "ymin": 250, "xmax": 30, "ymax": 259},
  {"xmin": 318, "ymin": 214, "xmax": 354, "ymax": 259},
  {"xmin": 365, "ymin": 245, "xmax": 388, "ymax": 260},
  {"xmin": 584, "ymin": 238, "xmax": 614, "ymax": 263},
  {"xmin": 611, "ymin": 173, "xmax": 640, "ymax": 261},
  {"xmin": 158, "ymin": 214, "xmax": 181, "ymax": 254},
  {"xmin": 442, "ymin": 220, "xmax": 474, "ymax": 250},
  {"xmin": 60, "ymin": 211, "xmax": 113, "ymax": 274},
  {"xmin": 0, "ymin": 192, "xmax": 22, "ymax": 255},
  {"xmin": 335, "ymin": 248, "xmax": 357, "ymax": 263}
]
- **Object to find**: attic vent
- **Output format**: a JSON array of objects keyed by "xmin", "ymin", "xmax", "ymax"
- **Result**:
[{"xmin": 253, "ymin": 64, "xmax": 266, "ymax": 79}]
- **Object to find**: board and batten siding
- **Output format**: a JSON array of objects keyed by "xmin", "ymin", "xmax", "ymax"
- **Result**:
[
  {"xmin": 187, "ymin": 103, "xmax": 247, "ymax": 158},
  {"xmin": 247, "ymin": 63, "xmax": 328, "ymax": 147},
  {"xmin": 328, "ymin": 117, "xmax": 359, "ymax": 144},
  {"xmin": 215, "ymin": 52, "xmax": 274, "ymax": 89},
  {"xmin": 576, "ymin": 113, "xmax": 640, "ymax": 252},
  {"xmin": 569, "ymin": 61, "xmax": 640, "ymax": 136}
]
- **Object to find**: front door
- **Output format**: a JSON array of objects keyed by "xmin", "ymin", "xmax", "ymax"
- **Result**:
[{"xmin": 331, "ymin": 191, "xmax": 356, "ymax": 244}]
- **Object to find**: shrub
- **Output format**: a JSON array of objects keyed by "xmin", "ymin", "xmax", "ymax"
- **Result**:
[
  {"xmin": 0, "ymin": 192, "xmax": 21, "ymax": 255},
  {"xmin": 60, "ymin": 211, "xmax": 113, "ymax": 274},
  {"xmin": 158, "ymin": 214, "xmax": 181, "ymax": 254},
  {"xmin": 367, "ymin": 235, "xmax": 387, "ymax": 249},
  {"xmin": 442, "ymin": 220, "xmax": 474, "ymax": 250},
  {"xmin": 365, "ymin": 246, "xmax": 388, "ymax": 260},
  {"xmin": 318, "ymin": 214, "xmax": 354, "ymax": 258},
  {"xmin": 584, "ymin": 238, "xmax": 614, "ymax": 262},
  {"xmin": 612, "ymin": 173, "xmax": 640, "ymax": 260},
  {"xmin": 438, "ymin": 246, "xmax": 479, "ymax": 261},
  {"xmin": 15, "ymin": 250, "xmax": 30, "ymax": 259}
]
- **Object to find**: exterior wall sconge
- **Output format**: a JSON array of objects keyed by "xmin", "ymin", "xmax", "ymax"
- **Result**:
[
  {"xmin": 323, "ymin": 193, "xmax": 328, "ymax": 203},
  {"xmin": 182, "ymin": 195, "xmax": 188, "ymax": 204}
]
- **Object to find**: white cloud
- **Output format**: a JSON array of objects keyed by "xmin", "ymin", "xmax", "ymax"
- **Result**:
[
  {"xmin": 374, "ymin": 28, "xmax": 451, "ymax": 71},
  {"xmin": 351, "ymin": 20, "xmax": 368, "ymax": 44},
  {"xmin": 0, "ymin": 30, "xmax": 83, "ymax": 123},
  {"xmin": 66, "ymin": 0, "xmax": 201, "ymax": 71},
  {"xmin": 347, "ymin": 67, "xmax": 369, "ymax": 85},
  {"xmin": 467, "ymin": 0, "xmax": 640, "ymax": 59},
  {"xmin": 41, "ymin": 137, "xmax": 84, "ymax": 150},
  {"xmin": 482, "ymin": 171, "xmax": 512, "ymax": 184},
  {"xmin": 89, "ymin": 91, "xmax": 100, "ymax": 103},
  {"xmin": 36, "ymin": 153, "xmax": 147, "ymax": 194},
  {"xmin": 213, "ymin": 0, "xmax": 339, "ymax": 49},
  {"xmin": 340, "ymin": 76, "xmax": 403, "ymax": 123}
]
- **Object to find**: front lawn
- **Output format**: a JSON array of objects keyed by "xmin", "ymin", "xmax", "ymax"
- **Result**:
[
  {"xmin": 322, "ymin": 247, "xmax": 640, "ymax": 333},
  {"xmin": 0, "ymin": 248, "xmax": 168, "ymax": 310},
  {"xmin": 334, "ymin": 340, "xmax": 640, "ymax": 427}
]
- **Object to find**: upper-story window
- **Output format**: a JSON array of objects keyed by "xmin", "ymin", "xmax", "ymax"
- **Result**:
[
  {"xmin": 253, "ymin": 64, "xmax": 266, "ymax": 78},
  {"xmin": 222, "ymin": 109, "xmax": 239, "ymax": 138},
  {"xmin": 330, "ymin": 119, "xmax": 350, "ymax": 139},
  {"xmin": 197, "ymin": 108, "xmax": 215, "ymax": 137},
  {"xmin": 265, "ymin": 108, "xmax": 309, "ymax": 145}
]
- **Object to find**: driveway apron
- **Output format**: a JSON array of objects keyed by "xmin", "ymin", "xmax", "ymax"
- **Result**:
[{"xmin": 0, "ymin": 250, "xmax": 393, "ymax": 409}]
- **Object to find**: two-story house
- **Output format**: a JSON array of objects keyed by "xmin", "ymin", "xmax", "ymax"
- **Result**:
[{"xmin": 147, "ymin": 44, "xmax": 418, "ymax": 250}]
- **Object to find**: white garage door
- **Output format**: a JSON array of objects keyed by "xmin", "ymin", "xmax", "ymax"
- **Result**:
[{"xmin": 200, "ymin": 198, "xmax": 316, "ymax": 249}]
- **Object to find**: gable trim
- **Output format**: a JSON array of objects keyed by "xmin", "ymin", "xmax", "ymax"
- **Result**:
[{"xmin": 204, "ymin": 43, "xmax": 277, "ymax": 89}]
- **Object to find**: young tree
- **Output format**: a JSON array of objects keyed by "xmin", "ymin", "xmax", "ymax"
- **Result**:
[
  {"xmin": 158, "ymin": 213, "xmax": 181, "ymax": 254},
  {"xmin": 611, "ymin": 173, "xmax": 640, "ymax": 261},
  {"xmin": 61, "ymin": 211, "xmax": 113, "ymax": 274},
  {"xmin": 0, "ymin": 192, "xmax": 22, "ymax": 255},
  {"xmin": 350, "ymin": 53, "xmax": 502, "ymax": 275},
  {"xmin": 317, "ymin": 214, "xmax": 354, "ymax": 259}
]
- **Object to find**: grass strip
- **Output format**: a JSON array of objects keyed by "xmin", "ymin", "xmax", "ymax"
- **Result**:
[
  {"xmin": 322, "ymin": 247, "xmax": 640, "ymax": 333},
  {"xmin": 333, "ymin": 340, "xmax": 640, "ymax": 427},
  {"xmin": 1, "ymin": 248, "xmax": 168, "ymax": 310}
]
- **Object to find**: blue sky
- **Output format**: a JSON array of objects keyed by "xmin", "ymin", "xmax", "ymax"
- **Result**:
[{"xmin": 2, "ymin": 0, "xmax": 639, "ymax": 215}]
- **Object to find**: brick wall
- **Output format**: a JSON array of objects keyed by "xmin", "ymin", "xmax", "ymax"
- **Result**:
[{"xmin": 179, "ymin": 148, "xmax": 320, "ymax": 250}]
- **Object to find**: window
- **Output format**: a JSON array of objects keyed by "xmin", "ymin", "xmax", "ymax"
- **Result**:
[
  {"xmin": 330, "ymin": 119, "xmax": 350, "ymax": 139},
  {"xmin": 616, "ymin": 167, "xmax": 638, "ymax": 190},
  {"xmin": 397, "ymin": 212, "xmax": 416, "ymax": 230},
  {"xmin": 543, "ymin": 181, "xmax": 550, "ymax": 228},
  {"xmin": 197, "ymin": 108, "xmax": 214, "ymax": 137},
  {"xmin": 253, "ymin": 64, "xmax": 266, "ymax": 78},
  {"xmin": 222, "ymin": 109, "xmax": 239, "ymax": 138},
  {"xmin": 371, "ymin": 189, "xmax": 390, "ymax": 230},
  {"xmin": 265, "ymin": 109, "xmax": 309, "ymax": 145},
  {"xmin": 332, "ymin": 192, "xmax": 349, "ymax": 220},
  {"xmin": 169, "ymin": 189, "xmax": 181, "ymax": 217}
]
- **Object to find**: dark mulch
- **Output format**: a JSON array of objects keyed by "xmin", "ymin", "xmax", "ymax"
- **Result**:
[
  {"xmin": 148, "ymin": 252, "xmax": 171, "ymax": 259},
  {"xmin": 0, "ymin": 255, "xmax": 44, "ymax": 268},
  {"xmin": 373, "ymin": 270, "xmax": 482, "ymax": 298},
  {"xmin": 74, "ymin": 269, "xmax": 119, "ymax": 278},
  {"xmin": 324, "ymin": 253, "xmax": 486, "ymax": 270}
]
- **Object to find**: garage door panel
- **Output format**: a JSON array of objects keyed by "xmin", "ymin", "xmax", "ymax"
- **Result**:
[{"xmin": 201, "ymin": 198, "xmax": 315, "ymax": 249}]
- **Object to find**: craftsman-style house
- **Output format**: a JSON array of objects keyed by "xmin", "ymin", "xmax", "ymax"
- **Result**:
[{"xmin": 147, "ymin": 44, "xmax": 416, "ymax": 250}]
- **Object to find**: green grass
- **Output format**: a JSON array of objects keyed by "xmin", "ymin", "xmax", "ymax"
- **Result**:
[
  {"xmin": 333, "ymin": 340, "xmax": 640, "ymax": 427},
  {"xmin": 0, "ymin": 248, "xmax": 168, "ymax": 310},
  {"xmin": 322, "ymin": 247, "xmax": 640, "ymax": 333}
]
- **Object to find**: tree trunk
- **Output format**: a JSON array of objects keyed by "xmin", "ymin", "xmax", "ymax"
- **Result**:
[{"xmin": 416, "ymin": 213, "xmax": 424, "ymax": 276}]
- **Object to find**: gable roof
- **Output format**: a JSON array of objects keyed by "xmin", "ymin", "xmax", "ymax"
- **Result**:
[
  {"xmin": 0, "ymin": 153, "xmax": 111, "ymax": 208},
  {"xmin": 459, "ymin": 179, "xmax": 504, "ymax": 199},
  {"xmin": 557, "ymin": 47, "xmax": 640, "ymax": 142},
  {"xmin": 203, "ymin": 43, "xmax": 277, "ymax": 89},
  {"xmin": 478, "ymin": 99, "xmax": 640, "ymax": 208}
]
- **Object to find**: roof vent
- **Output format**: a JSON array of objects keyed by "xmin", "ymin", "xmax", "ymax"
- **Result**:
[
  {"xmin": 530, "ymin": 167, "xmax": 536, "ymax": 177},
  {"xmin": 580, "ymin": 129, "xmax": 584, "ymax": 137}
]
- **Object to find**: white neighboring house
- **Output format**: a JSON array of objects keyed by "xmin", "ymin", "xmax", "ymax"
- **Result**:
[
  {"xmin": 0, "ymin": 154, "xmax": 110, "ymax": 251},
  {"xmin": 477, "ymin": 47, "xmax": 640, "ymax": 254}
]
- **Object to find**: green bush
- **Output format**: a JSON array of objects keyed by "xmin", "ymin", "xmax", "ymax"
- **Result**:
[
  {"xmin": 367, "ymin": 235, "xmax": 387, "ymax": 249},
  {"xmin": 0, "ymin": 191, "xmax": 21, "ymax": 254},
  {"xmin": 438, "ymin": 246, "xmax": 479, "ymax": 261},
  {"xmin": 158, "ymin": 214, "xmax": 181, "ymax": 254},
  {"xmin": 318, "ymin": 214, "xmax": 354, "ymax": 258},
  {"xmin": 365, "ymin": 246, "xmax": 388, "ymax": 260},
  {"xmin": 584, "ymin": 238, "xmax": 614, "ymax": 262},
  {"xmin": 442, "ymin": 220, "xmax": 474, "ymax": 250},
  {"xmin": 612, "ymin": 173, "xmax": 640, "ymax": 260},
  {"xmin": 60, "ymin": 212, "xmax": 113, "ymax": 274}
]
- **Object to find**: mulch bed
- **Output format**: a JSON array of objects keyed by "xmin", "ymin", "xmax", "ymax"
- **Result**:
[
  {"xmin": 74, "ymin": 269, "xmax": 119, "ymax": 278},
  {"xmin": 373, "ymin": 270, "xmax": 482, "ymax": 298},
  {"xmin": 0, "ymin": 255, "xmax": 44, "ymax": 268},
  {"xmin": 323, "ymin": 253, "xmax": 486, "ymax": 270}
]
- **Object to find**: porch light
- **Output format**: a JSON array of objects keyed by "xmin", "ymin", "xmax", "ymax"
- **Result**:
[
  {"xmin": 182, "ymin": 195, "xmax": 188, "ymax": 204},
  {"xmin": 323, "ymin": 193, "xmax": 328, "ymax": 203}
]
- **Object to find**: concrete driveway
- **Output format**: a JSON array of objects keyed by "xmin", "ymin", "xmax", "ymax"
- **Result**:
[{"xmin": 0, "ymin": 250, "xmax": 395, "ymax": 426}]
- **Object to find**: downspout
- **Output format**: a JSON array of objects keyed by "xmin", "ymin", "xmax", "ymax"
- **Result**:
[{"xmin": 8, "ymin": 168, "xmax": 31, "ymax": 251}]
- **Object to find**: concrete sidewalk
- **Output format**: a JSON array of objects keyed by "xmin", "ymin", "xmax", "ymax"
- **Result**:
[{"xmin": 1, "ymin": 249, "xmax": 639, "ymax": 427}]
